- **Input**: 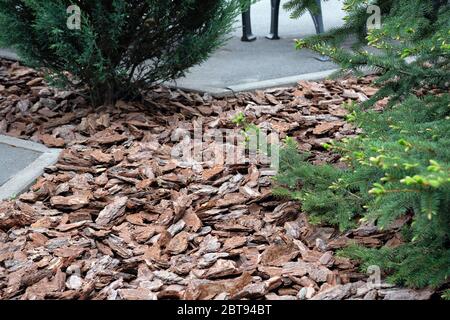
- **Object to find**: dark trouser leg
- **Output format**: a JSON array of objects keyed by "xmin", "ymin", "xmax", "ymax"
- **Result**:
[
  {"xmin": 309, "ymin": 0, "xmax": 330, "ymax": 61},
  {"xmin": 310, "ymin": 0, "xmax": 324, "ymax": 34},
  {"xmin": 311, "ymin": 13, "xmax": 325, "ymax": 34},
  {"xmin": 241, "ymin": 10, "xmax": 256, "ymax": 42},
  {"xmin": 266, "ymin": 0, "xmax": 281, "ymax": 40}
]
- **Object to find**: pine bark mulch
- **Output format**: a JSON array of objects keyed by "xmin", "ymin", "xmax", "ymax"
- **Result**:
[{"xmin": 0, "ymin": 59, "xmax": 433, "ymax": 300}]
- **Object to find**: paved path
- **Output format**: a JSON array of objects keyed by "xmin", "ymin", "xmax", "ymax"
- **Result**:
[
  {"xmin": 0, "ymin": 135, "xmax": 61, "ymax": 200},
  {"xmin": 0, "ymin": 143, "xmax": 41, "ymax": 186},
  {"xmin": 171, "ymin": 0, "xmax": 346, "ymax": 95},
  {"xmin": 0, "ymin": 48, "xmax": 18, "ymax": 61},
  {"xmin": 171, "ymin": 37, "xmax": 338, "ymax": 95}
]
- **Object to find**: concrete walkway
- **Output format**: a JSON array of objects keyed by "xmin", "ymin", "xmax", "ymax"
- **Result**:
[
  {"xmin": 170, "ymin": 37, "xmax": 339, "ymax": 95},
  {"xmin": 171, "ymin": 0, "xmax": 346, "ymax": 95},
  {"xmin": 0, "ymin": 48, "xmax": 18, "ymax": 61},
  {"xmin": 0, "ymin": 135, "xmax": 61, "ymax": 201}
]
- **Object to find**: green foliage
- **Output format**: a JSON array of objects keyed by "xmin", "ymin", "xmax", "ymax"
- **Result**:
[
  {"xmin": 283, "ymin": 0, "xmax": 329, "ymax": 18},
  {"xmin": 231, "ymin": 111, "xmax": 247, "ymax": 126},
  {"xmin": 276, "ymin": 0, "xmax": 450, "ymax": 290},
  {"xmin": 0, "ymin": 0, "xmax": 249, "ymax": 105},
  {"xmin": 274, "ymin": 139, "xmax": 360, "ymax": 230},
  {"xmin": 341, "ymin": 242, "xmax": 450, "ymax": 289},
  {"xmin": 442, "ymin": 289, "xmax": 450, "ymax": 300},
  {"xmin": 231, "ymin": 112, "xmax": 273, "ymax": 156}
]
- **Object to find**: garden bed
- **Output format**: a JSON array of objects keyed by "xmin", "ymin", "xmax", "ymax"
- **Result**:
[{"xmin": 0, "ymin": 59, "xmax": 433, "ymax": 300}]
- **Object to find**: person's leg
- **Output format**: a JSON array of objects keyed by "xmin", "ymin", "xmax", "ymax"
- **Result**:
[
  {"xmin": 309, "ymin": 0, "xmax": 329, "ymax": 61},
  {"xmin": 266, "ymin": 0, "xmax": 281, "ymax": 40},
  {"xmin": 310, "ymin": 0, "xmax": 324, "ymax": 34},
  {"xmin": 242, "ymin": 9, "xmax": 256, "ymax": 41}
]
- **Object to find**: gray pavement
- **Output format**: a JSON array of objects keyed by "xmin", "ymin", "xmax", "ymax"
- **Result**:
[
  {"xmin": 170, "ymin": 37, "xmax": 338, "ymax": 95},
  {"xmin": 0, "ymin": 48, "xmax": 18, "ymax": 61},
  {"xmin": 0, "ymin": 135, "xmax": 61, "ymax": 200},
  {"xmin": 171, "ymin": 0, "xmax": 346, "ymax": 95},
  {"xmin": 0, "ymin": 144, "xmax": 41, "ymax": 185}
]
